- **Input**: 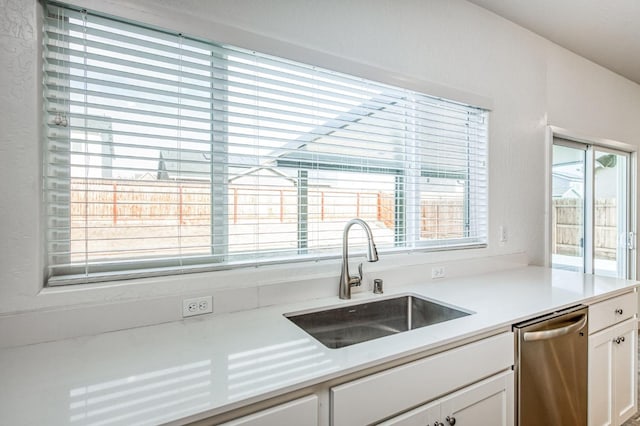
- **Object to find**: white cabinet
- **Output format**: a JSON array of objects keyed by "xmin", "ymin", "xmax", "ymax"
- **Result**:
[
  {"xmin": 588, "ymin": 291, "xmax": 638, "ymax": 426},
  {"xmin": 440, "ymin": 370, "xmax": 513, "ymax": 426},
  {"xmin": 218, "ymin": 395, "xmax": 318, "ymax": 426},
  {"xmin": 331, "ymin": 332, "xmax": 514, "ymax": 426},
  {"xmin": 380, "ymin": 371, "xmax": 514, "ymax": 426},
  {"xmin": 588, "ymin": 318, "xmax": 637, "ymax": 426}
]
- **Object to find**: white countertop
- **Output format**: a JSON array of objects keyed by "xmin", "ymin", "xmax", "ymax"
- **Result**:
[{"xmin": 1, "ymin": 266, "xmax": 638, "ymax": 425}]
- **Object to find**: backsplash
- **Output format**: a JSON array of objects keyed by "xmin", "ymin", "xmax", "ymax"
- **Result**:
[{"xmin": 0, "ymin": 252, "xmax": 527, "ymax": 348}]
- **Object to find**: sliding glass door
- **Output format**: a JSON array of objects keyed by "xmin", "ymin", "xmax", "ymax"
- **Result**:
[
  {"xmin": 551, "ymin": 139, "xmax": 631, "ymax": 278},
  {"xmin": 551, "ymin": 143, "xmax": 585, "ymax": 272},
  {"xmin": 593, "ymin": 148, "xmax": 628, "ymax": 277}
]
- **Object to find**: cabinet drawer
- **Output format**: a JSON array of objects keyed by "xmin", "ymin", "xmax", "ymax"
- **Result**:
[
  {"xmin": 218, "ymin": 395, "xmax": 318, "ymax": 426},
  {"xmin": 589, "ymin": 291, "xmax": 637, "ymax": 334},
  {"xmin": 331, "ymin": 332, "xmax": 514, "ymax": 426}
]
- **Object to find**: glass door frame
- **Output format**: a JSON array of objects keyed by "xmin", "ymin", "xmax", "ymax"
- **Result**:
[
  {"xmin": 546, "ymin": 128, "xmax": 636, "ymax": 279},
  {"xmin": 592, "ymin": 145, "xmax": 630, "ymax": 277}
]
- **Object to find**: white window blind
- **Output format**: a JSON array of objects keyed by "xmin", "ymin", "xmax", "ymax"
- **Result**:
[{"xmin": 43, "ymin": 3, "xmax": 488, "ymax": 285}]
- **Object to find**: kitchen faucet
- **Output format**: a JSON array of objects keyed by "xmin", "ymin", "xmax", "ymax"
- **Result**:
[{"xmin": 339, "ymin": 218, "xmax": 379, "ymax": 299}]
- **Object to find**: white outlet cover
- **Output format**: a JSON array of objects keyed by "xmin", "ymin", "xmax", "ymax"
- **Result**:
[
  {"xmin": 431, "ymin": 266, "xmax": 446, "ymax": 279},
  {"xmin": 499, "ymin": 225, "xmax": 507, "ymax": 243},
  {"xmin": 183, "ymin": 296, "xmax": 213, "ymax": 318}
]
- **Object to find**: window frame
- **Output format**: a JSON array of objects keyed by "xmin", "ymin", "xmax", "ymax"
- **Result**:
[{"xmin": 43, "ymin": 2, "xmax": 489, "ymax": 286}]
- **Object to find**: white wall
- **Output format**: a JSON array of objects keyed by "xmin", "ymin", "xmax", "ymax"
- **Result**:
[
  {"xmin": 0, "ymin": 0, "xmax": 42, "ymax": 311},
  {"xmin": 1, "ymin": 0, "xmax": 639, "ymax": 341},
  {"xmin": 547, "ymin": 46, "xmax": 640, "ymax": 146}
]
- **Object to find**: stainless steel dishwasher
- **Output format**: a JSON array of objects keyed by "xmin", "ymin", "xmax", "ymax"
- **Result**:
[{"xmin": 514, "ymin": 305, "xmax": 588, "ymax": 425}]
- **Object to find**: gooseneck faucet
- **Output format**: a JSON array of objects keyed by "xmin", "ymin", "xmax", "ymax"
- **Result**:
[{"xmin": 339, "ymin": 218, "xmax": 379, "ymax": 299}]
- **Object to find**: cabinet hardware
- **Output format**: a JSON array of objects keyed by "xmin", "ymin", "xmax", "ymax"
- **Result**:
[
  {"xmin": 614, "ymin": 336, "xmax": 626, "ymax": 344},
  {"xmin": 615, "ymin": 308, "xmax": 624, "ymax": 315},
  {"xmin": 446, "ymin": 416, "xmax": 456, "ymax": 425}
]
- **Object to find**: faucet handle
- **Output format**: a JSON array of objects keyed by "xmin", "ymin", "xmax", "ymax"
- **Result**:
[{"xmin": 354, "ymin": 263, "xmax": 363, "ymax": 286}]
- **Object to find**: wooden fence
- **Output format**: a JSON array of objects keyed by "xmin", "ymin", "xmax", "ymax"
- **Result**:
[
  {"xmin": 71, "ymin": 179, "xmax": 464, "ymax": 237},
  {"xmin": 70, "ymin": 179, "xmax": 382, "ymax": 225},
  {"xmin": 375, "ymin": 193, "xmax": 464, "ymax": 238},
  {"xmin": 67, "ymin": 180, "xmax": 622, "ymax": 261},
  {"xmin": 552, "ymin": 198, "xmax": 618, "ymax": 260}
]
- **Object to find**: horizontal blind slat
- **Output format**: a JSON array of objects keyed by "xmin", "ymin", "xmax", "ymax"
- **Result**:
[
  {"xmin": 45, "ymin": 65, "xmax": 486, "ymax": 135},
  {"xmin": 45, "ymin": 48, "xmax": 486, "ymax": 130}
]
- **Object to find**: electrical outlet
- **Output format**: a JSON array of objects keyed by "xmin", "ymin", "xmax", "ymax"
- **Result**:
[
  {"xmin": 499, "ymin": 225, "xmax": 508, "ymax": 243},
  {"xmin": 182, "ymin": 296, "xmax": 213, "ymax": 318},
  {"xmin": 431, "ymin": 266, "xmax": 446, "ymax": 279}
]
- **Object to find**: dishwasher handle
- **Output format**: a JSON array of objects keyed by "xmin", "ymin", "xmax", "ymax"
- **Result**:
[{"xmin": 523, "ymin": 314, "xmax": 587, "ymax": 342}]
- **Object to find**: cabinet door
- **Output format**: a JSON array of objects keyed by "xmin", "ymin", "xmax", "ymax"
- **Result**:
[
  {"xmin": 589, "ymin": 325, "xmax": 615, "ymax": 426},
  {"xmin": 378, "ymin": 371, "xmax": 513, "ymax": 426},
  {"xmin": 613, "ymin": 319, "xmax": 637, "ymax": 425},
  {"xmin": 439, "ymin": 370, "xmax": 514, "ymax": 426},
  {"xmin": 589, "ymin": 317, "xmax": 637, "ymax": 426},
  {"xmin": 219, "ymin": 395, "xmax": 317, "ymax": 426}
]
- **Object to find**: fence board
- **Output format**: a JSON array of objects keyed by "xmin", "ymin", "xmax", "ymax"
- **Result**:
[{"xmin": 551, "ymin": 198, "xmax": 618, "ymax": 259}]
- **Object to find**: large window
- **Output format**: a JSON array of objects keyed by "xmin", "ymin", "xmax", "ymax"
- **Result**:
[{"xmin": 43, "ymin": 3, "xmax": 489, "ymax": 285}]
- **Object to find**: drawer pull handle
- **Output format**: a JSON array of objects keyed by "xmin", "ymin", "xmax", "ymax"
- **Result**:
[
  {"xmin": 615, "ymin": 308, "xmax": 624, "ymax": 315},
  {"xmin": 434, "ymin": 423, "xmax": 444, "ymax": 426},
  {"xmin": 446, "ymin": 416, "xmax": 456, "ymax": 425}
]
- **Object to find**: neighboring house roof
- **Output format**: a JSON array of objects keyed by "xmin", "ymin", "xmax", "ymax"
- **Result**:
[
  {"xmin": 156, "ymin": 92, "xmax": 467, "ymax": 182},
  {"xmin": 157, "ymin": 94, "xmax": 401, "ymax": 181},
  {"xmin": 157, "ymin": 151, "xmax": 211, "ymax": 181},
  {"xmin": 552, "ymin": 155, "xmax": 617, "ymax": 199},
  {"xmin": 552, "ymin": 174, "xmax": 573, "ymax": 198},
  {"xmin": 228, "ymin": 167, "xmax": 297, "ymax": 185}
]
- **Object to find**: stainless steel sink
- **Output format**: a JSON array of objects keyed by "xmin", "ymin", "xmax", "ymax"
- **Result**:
[{"xmin": 285, "ymin": 294, "xmax": 471, "ymax": 349}]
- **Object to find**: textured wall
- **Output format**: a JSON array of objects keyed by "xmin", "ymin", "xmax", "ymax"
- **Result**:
[{"xmin": 0, "ymin": 0, "xmax": 41, "ymax": 311}]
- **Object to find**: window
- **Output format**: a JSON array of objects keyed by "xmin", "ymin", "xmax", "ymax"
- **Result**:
[{"xmin": 43, "ymin": 3, "xmax": 489, "ymax": 285}]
